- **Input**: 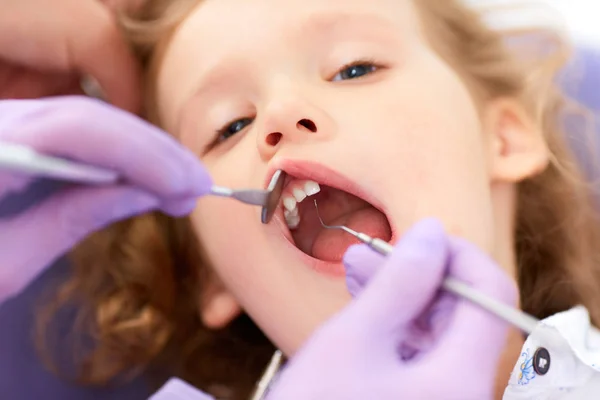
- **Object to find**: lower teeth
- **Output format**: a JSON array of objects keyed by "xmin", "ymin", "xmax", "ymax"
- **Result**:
[{"xmin": 285, "ymin": 208, "xmax": 300, "ymax": 229}]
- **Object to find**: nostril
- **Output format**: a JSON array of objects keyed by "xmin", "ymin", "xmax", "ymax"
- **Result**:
[
  {"xmin": 298, "ymin": 119, "xmax": 317, "ymax": 133},
  {"xmin": 266, "ymin": 132, "xmax": 283, "ymax": 146}
]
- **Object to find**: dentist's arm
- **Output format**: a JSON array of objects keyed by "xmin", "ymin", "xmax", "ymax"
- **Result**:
[{"xmin": 0, "ymin": 96, "xmax": 212, "ymax": 304}]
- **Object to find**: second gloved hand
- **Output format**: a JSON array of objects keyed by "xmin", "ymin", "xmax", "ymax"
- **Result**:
[
  {"xmin": 0, "ymin": 96, "xmax": 212, "ymax": 304},
  {"xmin": 266, "ymin": 219, "xmax": 518, "ymax": 400}
]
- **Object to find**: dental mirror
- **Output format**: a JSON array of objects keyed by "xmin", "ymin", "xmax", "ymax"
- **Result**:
[{"xmin": 261, "ymin": 169, "xmax": 286, "ymax": 224}]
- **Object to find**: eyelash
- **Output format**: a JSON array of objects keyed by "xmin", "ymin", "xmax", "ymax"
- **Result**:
[
  {"xmin": 331, "ymin": 58, "xmax": 381, "ymax": 81},
  {"xmin": 213, "ymin": 58, "xmax": 382, "ymax": 145},
  {"xmin": 215, "ymin": 117, "xmax": 253, "ymax": 144}
]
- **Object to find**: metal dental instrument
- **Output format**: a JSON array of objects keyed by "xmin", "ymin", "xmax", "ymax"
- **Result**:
[
  {"xmin": 211, "ymin": 169, "xmax": 286, "ymax": 224},
  {"xmin": 0, "ymin": 141, "xmax": 286, "ymax": 223},
  {"xmin": 0, "ymin": 141, "xmax": 119, "ymax": 185},
  {"xmin": 313, "ymin": 199, "xmax": 540, "ymax": 334},
  {"xmin": 250, "ymin": 350, "xmax": 284, "ymax": 400}
]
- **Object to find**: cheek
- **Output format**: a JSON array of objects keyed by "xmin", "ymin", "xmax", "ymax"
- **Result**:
[
  {"xmin": 189, "ymin": 140, "xmax": 282, "ymax": 305},
  {"xmin": 192, "ymin": 149, "xmax": 262, "ymax": 273},
  {"xmin": 335, "ymin": 61, "xmax": 495, "ymax": 250},
  {"xmin": 187, "ymin": 139, "xmax": 254, "ymax": 275},
  {"xmin": 191, "ymin": 198, "xmax": 267, "ymax": 293}
]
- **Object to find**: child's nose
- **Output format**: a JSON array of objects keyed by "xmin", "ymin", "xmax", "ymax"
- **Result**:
[
  {"xmin": 264, "ymin": 117, "xmax": 318, "ymax": 147},
  {"xmin": 257, "ymin": 95, "xmax": 334, "ymax": 160}
]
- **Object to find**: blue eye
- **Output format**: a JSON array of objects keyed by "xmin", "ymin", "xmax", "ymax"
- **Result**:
[
  {"xmin": 332, "ymin": 61, "xmax": 379, "ymax": 82},
  {"xmin": 217, "ymin": 117, "xmax": 253, "ymax": 141}
]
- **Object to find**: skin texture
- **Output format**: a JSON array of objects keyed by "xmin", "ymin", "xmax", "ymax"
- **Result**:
[{"xmin": 153, "ymin": 0, "xmax": 548, "ymax": 393}]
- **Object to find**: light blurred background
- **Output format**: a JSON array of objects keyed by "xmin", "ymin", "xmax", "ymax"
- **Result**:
[{"xmin": 466, "ymin": 0, "xmax": 600, "ymax": 47}]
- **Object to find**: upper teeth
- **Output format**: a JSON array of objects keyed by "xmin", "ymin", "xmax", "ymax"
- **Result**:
[{"xmin": 283, "ymin": 180, "xmax": 321, "ymax": 229}]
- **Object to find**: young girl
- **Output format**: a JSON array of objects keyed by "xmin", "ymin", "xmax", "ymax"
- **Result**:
[{"xmin": 39, "ymin": 0, "xmax": 600, "ymax": 398}]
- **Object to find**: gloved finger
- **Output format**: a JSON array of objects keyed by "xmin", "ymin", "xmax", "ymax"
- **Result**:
[
  {"xmin": 343, "ymin": 244, "xmax": 386, "ymax": 297},
  {"xmin": 398, "ymin": 292, "xmax": 457, "ymax": 359},
  {"xmin": 0, "ymin": 97, "xmax": 212, "ymax": 199},
  {"xmin": 0, "ymin": 185, "xmax": 159, "ymax": 303},
  {"xmin": 433, "ymin": 237, "xmax": 517, "ymax": 374},
  {"xmin": 0, "ymin": 174, "xmax": 32, "ymax": 198},
  {"xmin": 344, "ymin": 219, "xmax": 450, "ymax": 336},
  {"xmin": 160, "ymin": 198, "xmax": 199, "ymax": 217},
  {"xmin": 66, "ymin": 1, "xmax": 141, "ymax": 113}
]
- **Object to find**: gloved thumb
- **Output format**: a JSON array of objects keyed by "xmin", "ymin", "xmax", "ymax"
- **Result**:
[
  {"xmin": 345, "ymin": 219, "xmax": 450, "ymax": 335},
  {"xmin": 343, "ymin": 244, "xmax": 386, "ymax": 297}
]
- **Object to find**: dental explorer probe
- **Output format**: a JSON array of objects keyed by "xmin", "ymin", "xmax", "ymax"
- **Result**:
[
  {"xmin": 313, "ymin": 199, "xmax": 541, "ymax": 335},
  {"xmin": 249, "ymin": 350, "xmax": 284, "ymax": 400}
]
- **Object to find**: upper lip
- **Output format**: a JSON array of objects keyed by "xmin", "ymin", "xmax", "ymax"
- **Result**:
[{"xmin": 265, "ymin": 159, "xmax": 391, "ymax": 226}]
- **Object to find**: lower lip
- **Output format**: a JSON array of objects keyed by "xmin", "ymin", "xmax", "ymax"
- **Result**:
[{"xmin": 271, "ymin": 213, "xmax": 347, "ymax": 277}]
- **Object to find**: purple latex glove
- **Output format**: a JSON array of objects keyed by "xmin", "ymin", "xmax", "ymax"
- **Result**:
[
  {"xmin": 149, "ymin": 378, "xmax": 215, "ymax": 400},
  {"xmin": 266, "ymin": 219, "xmax": 517, "ymax": 400},
  {"xmin": 0, "ymin": 96, "xmax": 213, "ymax": 304}
]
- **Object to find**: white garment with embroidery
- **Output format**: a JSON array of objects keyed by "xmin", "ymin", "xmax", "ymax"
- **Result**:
[{"xmin": 503, "ymin": 306, "xmax": 600, "ymax": 399}]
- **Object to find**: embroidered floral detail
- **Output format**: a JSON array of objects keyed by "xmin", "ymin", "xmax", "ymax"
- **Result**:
[{"xmin": 517, "ymin": 349, "xmax": 536, "ymax": 385}]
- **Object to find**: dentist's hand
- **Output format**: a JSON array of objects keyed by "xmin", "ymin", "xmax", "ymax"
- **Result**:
[
  {"xmin": 0, "ymin": 0, "xmax": 141, "ymax": 111},
  {"xmin": 0, "ymin": 96, "xmax": 212, "ymax": 304},
  {"xmin": 266, "ymin": 220, "xmax": 517, "ymax": 400}
]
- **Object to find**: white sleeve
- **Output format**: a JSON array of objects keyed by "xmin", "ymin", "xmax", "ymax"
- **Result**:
[{"xmin": 503, "ymin": 306, "xmax": 600, "ymax": 399}]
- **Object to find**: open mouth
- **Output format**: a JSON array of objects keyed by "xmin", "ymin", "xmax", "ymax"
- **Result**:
[{"xmin": 269, "ymin": 162, "xmax": 393, "ymax": 265}]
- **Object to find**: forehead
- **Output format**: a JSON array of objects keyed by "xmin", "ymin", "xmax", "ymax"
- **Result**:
[
  {"xmin": 168, "ymin": 0, "xmax": 418, "ymax": 60},
  {"xmin": 157, "ymin": 0, "xmax": 420, "ymax": 128},
  {"xmin": 183, "ymin": 0, "xmax": 415, "ymax": 30}
]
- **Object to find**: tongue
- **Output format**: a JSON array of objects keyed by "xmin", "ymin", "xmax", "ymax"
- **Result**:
[
  {"xmin": 290, "ymin": 184, "xmax": 393, "ymax": 262},
  {"xmin": 312, "ymin": 207, "xmax": 391, "ymax": 262}
]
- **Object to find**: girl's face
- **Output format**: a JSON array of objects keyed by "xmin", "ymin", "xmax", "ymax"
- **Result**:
[{"xmin": 156, "ymin": 0, "xmax": 545, "ymax": 355}]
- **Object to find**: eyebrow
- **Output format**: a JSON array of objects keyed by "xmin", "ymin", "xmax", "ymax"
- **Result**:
[
  {"xmin": 299, "ymin": 11, "xmax": 402, "ymax": 41},
  {"xmin": 177, "ymin": 58, "xmax": 250, "ymax": 130},
  {"xmin": 181, "ymin": 11, "xmax": 402, "ymax": 119}
]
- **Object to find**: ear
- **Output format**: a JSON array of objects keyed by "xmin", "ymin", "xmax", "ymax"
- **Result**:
[
  {"xmin": 199, "ymin": 275, "xmax": 242, "ymax": 329},
  {"xmin": 484, "ymin": 99, "xmax": 549, "ymax": 183}
]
